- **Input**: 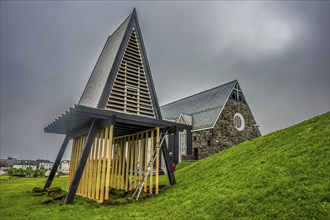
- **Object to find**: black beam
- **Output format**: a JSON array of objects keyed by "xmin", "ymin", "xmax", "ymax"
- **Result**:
[
  {"xmin": 76, "ymin": 105, "xmax": 192, "ymax": 130},
  {"xmin": 161, "ymin": 141, "xmax": 176, "ymax": 185},
  {"xmin": 65, "ymin": 119, "xmax": 100, "ymax": 204},
  {"xmin": 186, "ymin": 130, "xmax": 192, "ymax": 155},
  {"xmin": 44, "ymin": 135, "xmax": 71, "ymax": 189},
  {"xmin": 173, "ymin": 131, "xmax": 179, "ymax": 164}
]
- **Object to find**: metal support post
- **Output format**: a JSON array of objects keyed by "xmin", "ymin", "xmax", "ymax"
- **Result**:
[
  {"xmin": 65, "ymin": 119, "xmax": 99, "ymax": 204},
  {"xmin": 161, "ymin": 141, "xmax": 176, "ymax": 185},
  {"xmin": 44, "ymin": 135, "xmax": 70, "ymax": 189}
]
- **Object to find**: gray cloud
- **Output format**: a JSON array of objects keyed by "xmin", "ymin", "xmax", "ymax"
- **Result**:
[{"xmin": 1, "ymin": 1, "xmax": 329, "ymax": 160}]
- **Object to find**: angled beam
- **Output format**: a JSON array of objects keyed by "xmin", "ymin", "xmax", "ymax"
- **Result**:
[
  {"xmin": 44, "ymin": 135, "xmax": 71, "ymax": 189},
  {"xmin": 65, "ymin": 119, "xmax": 100, "ymax": 204},
  {"xmin": 161, "ymin": 141, "xmax": 176, "ymax": 185}
]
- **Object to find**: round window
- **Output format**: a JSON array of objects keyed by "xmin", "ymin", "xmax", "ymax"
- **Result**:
[{"xmin": 233, "ymin": 113, "xmax": 245, "ymax": 131}]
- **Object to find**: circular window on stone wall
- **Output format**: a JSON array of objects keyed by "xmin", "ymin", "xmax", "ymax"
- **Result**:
[{"xmin": 233, "ymin": 113, "xmax": 245, "ymax": 131}]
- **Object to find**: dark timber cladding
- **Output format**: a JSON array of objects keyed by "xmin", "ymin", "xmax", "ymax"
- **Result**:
[{"xmin": 43, "ymin": 9, "xmax": 192, "ymax": 205}]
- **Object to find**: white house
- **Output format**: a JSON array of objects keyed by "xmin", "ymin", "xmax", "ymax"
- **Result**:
[
  {"xmin": 13, "ymin": 160, "xmax": 37, "ymax": 170},
  {"xmin": 38, "ymin": 162, "xmax": 54, "ymax": 170},
  {"xmin": 58, "ymin": 160, "xmax": 70, "ymax": 174}
]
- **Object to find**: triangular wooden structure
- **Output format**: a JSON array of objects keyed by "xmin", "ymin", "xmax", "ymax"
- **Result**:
[
  {"xmin": 44, "ymin": 9, "xmax": 192, "ymax": 204},
  {"xmin": 79, "ymin": 9, "xmax": 161, "ymax": 118}
]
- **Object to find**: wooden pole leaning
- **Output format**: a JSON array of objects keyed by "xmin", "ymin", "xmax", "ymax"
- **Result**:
[
  {"xmin": 65, "ymin": 119, "xmax": 99, "ymax": 205},
  {"xmin": 156, "ymin": 127, "xmax": 160, "ymax": 194},
  {"xmin": 44, "ymin": 135, "xmax": 70, "ymax": 189}
]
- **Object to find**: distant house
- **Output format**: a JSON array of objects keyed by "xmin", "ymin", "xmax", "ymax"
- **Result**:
[
  {"xmin": 161, "ymin": 80, "xmax": 261, "ymax": 163},
  {"xmin": 13, "ymin": 160, "xmax": 37, "ymax": 170},
  {"xmin": 36, "ymin": 159, "xmax": 54, "ymax": 170},
  {"xmin": 58, "ymin": 160, "xmax": 70, "ymax": 174},
  {"xmin": 45, "ymin": 169, "xmax": 59, "ymax": 177},
  {"xmin": 0, "ymin": 157, "xmax": 18, "ymax": 166}
]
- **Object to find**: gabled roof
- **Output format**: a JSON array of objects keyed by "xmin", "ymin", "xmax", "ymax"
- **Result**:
[
  {"xmin": 161, "ymin": 80, "xmax": 237, "ymax": 130},
  {"xmin": 78, "ymin": 9, "xmax": 162, "ymax": 119}
]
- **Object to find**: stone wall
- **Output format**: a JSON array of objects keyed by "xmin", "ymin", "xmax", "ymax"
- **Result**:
[{"xmin": 192, "ymin": 99, "xmax": 261, "ymax": 159}]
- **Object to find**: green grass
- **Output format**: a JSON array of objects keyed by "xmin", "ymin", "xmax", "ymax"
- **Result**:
[
  {"xmin": 1, "ymin": 112, "xmax": 329, "ymax": 219},
  {"xmin": 0, "ymin": 173, "xmax": 10, "ymax": 180}
]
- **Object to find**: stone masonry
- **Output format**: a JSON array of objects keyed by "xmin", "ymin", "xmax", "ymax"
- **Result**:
[{"xmin": 192, "ymin": 99, "xmax": 261, "ymax": 159}]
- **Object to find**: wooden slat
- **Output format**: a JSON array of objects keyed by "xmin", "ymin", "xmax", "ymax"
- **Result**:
[
  {"xmin": 72, "ymin": 138, "xmax": 80, "ymax": 193},
  {"xmin": 100, "ymin": 126, "xmax": 109, "ymax": 203},
  {"xmin": 82, "ymin": 136, "xmax": 88, "ymax": 196},
  {"xmin": 113, "ymin": 139, "xmax": 118, "ymax": 188},
  {"xmin": 96, "ymin": 129, "xmax": 104, "ymax": 201},
  {"xmin": 134, "ymin": 134, "xmax": 139, "ymax": 189},
  {"xmin": 125, "ymin": 136, "xmax": 130, "ymax": 191},
  {"xmin": 121, "ymin": 137, "xmax": 126, "ymax": 190},
  {"xmin": 129, "ymin": 135, "xmax": 134, "ymax": 190},
  {"xmin": 110, "ymin": 139, "xmax": 116, "ymax": 188},
  {"xmin": 117, "ymin": 138, "xmax": 122, "ymax": 189},
  {"xmin": 144, "ymin": 131, "xmax": 149, "ymax": 192},
  {"xmin": 139, "ymin": 133, "xmax": 144, "ymax": 186},
  {"xmin": 92, "ymin": 132, "xmax": 100, "ymax": 200},
  {"xmin": 87, "ymin": 134, "xmax": 95, "ymax": 198},
  {"xmin": 67, "ymin": 139, "xmax": 76, "ymax": 189},
  {"xmin": 149, "ymin": 130, "xmax": 154, "ymax": 194},
  {"xmin": 83, "ymin": 136, "xmax": 90, "ymax": 197},
  {"xmin": 76, "ymin": 137, "xmax": 83, "ymax": 195},
  {"xmin": 105, "ymin": 125, "xmax": 114, "ymax": 200},
  {"xmin": 156, "ymin": 127, "xmax": 160, "ymax": 194},
  {"xmin": 105, "ymin": 28, "xmax": 156, "ymax": 118}
]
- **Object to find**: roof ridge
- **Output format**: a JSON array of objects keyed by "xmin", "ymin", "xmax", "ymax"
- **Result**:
[
  {"xmin": 161, "ymin": 79, "xmax": 237, "ymax": 107},
  {"xmin": 190, "ymin": 106, "xmax": 221, "ymax": 115}
]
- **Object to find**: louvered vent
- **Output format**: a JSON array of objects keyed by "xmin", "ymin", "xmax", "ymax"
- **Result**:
[{"xmin": 106, "ymin": 28, "xmax": 156, "ymax": 118}]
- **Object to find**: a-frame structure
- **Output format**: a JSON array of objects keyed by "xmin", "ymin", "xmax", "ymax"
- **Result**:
[{"xmin": 44, "ymin": 9, "xmax": 192, "ymax": 204}]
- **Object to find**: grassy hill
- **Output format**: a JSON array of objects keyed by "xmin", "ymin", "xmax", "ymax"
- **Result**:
[{"xmin": 1, "ymin": 112, "xmax": 329, "ymax": 219}]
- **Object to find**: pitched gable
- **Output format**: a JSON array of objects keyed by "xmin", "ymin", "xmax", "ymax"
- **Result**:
[
  {"xmin": 78, "ymin": 9, "xmax": 161, "ymax": 119},
  {"xmin": 161, "ymin": 80, "xmax": 237, "ymax": 130}
]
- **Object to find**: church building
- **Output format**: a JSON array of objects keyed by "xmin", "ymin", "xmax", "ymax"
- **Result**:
[
  {"xmin": 161, "ymin": 80, "xmax": 261, "ymax": 163},
  {"xmin": 43, "ymin": 9, "xmax": 260, "ymax": 204}
]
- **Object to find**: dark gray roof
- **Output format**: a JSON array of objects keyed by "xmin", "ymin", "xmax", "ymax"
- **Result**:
[
  {"xmin": 78, "ymin": 14, "xmax": 132, "ymax": 108},
  {"xmin": 160, "ymin": 80, "xmax": 237, "ymax": 130}
]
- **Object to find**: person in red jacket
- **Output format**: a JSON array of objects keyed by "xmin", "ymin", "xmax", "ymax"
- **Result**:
[{"xmin": 172, "ymin": 163, "xmax": 176, "ymax": 172}]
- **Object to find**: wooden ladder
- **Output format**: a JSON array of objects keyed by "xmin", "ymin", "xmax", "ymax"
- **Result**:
[{"xmin": 132, "ymin": 130, "xmax": 168, "ymax": 200}]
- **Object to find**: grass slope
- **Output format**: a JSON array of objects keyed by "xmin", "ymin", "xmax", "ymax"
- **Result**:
[{"xmin": 1, "ymin": 112, "xmax": 329, "ymax": 219}]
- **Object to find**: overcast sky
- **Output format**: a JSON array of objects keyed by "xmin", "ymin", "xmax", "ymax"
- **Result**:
[{"xmin": 1, "ymin": 1, "xmax": 329, "ymax": 161}]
